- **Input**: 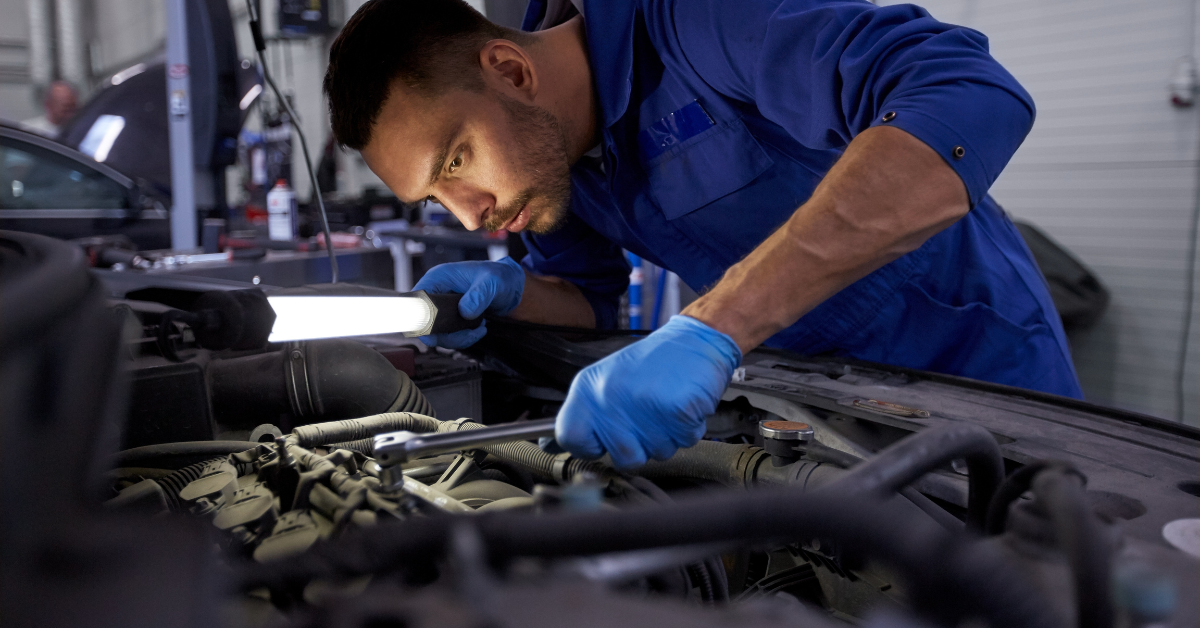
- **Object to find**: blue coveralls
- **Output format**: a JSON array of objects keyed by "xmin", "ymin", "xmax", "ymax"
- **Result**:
[{"xmin": 518, "ymin": 0, "xmax": 1084, "ymax": 398}]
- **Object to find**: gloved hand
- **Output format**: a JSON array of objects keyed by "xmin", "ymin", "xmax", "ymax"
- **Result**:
[
  {"xmin": 555, "ymin": 315, "xmax": 742, "ymax": 468},
  {"xmin": 411, "ymin": 257, "xmax": 525, "ymax": 348}
]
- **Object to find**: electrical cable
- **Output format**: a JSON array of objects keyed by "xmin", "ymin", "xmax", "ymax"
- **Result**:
[
  {"xmin": 245, "ymin": 0, "xmax": 338, "ymax": 283},
  {"xmin": 1180, "ymin": 126, "xmax": 1200, "ymax": 421},
  {"xmin": 112, "ymin": 441, "xmax": 260, "ymax": 469}
]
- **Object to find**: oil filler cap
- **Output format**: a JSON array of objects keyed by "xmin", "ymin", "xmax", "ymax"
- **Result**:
[{"xmin": 758, "ymin": 420, "xmax": 814, "ymax": 442}]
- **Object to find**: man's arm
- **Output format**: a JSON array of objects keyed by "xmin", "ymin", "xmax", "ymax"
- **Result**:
[
  {"xmin": 683, "ymin": 125, "xmax": 968, "ymax": 353},
  {"xmin": 510, "ymin": 272, "xmax": 597, "ymax": 328}
]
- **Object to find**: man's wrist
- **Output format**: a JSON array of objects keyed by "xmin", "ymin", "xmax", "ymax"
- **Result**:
[{"xmin": 681, "ymin": 290, "xmax": 776, "ymax": 355}]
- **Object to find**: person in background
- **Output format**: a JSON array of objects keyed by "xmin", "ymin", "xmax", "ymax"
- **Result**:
[{"xmin": 21, "ymin": 81, "xmax": 79, "ymax": 138}]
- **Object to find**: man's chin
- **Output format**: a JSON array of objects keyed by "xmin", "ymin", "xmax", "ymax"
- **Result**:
[{"xmin": 526, "ymin": 202, "xmax": 567, "ymax": 235}]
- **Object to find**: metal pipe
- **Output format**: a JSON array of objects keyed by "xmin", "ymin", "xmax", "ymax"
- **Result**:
[
  {"xmin": 165, "ymin": 0, "xmax": 197, "ymax": 250},
  {"xmin": 373, "ymin": 418, "xmax": 557, "ymax": 466}
]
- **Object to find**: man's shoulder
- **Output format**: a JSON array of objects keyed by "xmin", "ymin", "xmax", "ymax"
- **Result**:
[{"xmin": 19, "ymin": 115, "xmax": 57, "ymax": 136}]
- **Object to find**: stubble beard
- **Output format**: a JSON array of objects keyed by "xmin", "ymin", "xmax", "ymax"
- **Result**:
[{"xmin": 483, "ymin": 95, "xmax": 572, "ymax": 234}]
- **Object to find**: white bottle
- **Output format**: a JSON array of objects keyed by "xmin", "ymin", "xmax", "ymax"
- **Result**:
[{"xmin": 266, "ymin": 179, "xmax": 296, "ymax": 241}]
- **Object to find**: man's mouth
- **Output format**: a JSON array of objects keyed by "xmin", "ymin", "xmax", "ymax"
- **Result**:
[{"xmin": 500, "ymin": 203, "xmax": 531, "ymax": 232}]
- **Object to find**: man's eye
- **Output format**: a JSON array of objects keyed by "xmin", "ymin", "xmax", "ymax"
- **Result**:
[{"xmin": 448, "ymin": 153, "xmax": 464, "ymax": 173}]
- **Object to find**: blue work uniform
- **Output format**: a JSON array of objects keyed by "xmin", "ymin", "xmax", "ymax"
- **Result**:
[{"xmin": 518, "ymin": 0, "xmax": 1084, "ymax": 398}]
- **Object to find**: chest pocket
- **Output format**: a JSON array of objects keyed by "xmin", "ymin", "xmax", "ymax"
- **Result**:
[{"xmin": 640, "ymin": 104, "xmax": 774, "ymax": 221}]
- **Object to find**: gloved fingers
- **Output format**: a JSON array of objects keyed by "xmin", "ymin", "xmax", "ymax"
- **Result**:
[
  {"xmin": 418, "ymin": 323, "xmax": 488, "ymax": 350},
  {"xmin": 458, "ymin": 274, "xmax": 498, "ymax": 320},
  {"xmin": 645, "ymin": 429, "xmax": 681, "ymax": 461},
  {"xmin": 597, "ymin": 427, "xmax": 650, "ymax": 469},
  {"xmin": 412, "ymin": 263, "xmax": 472, "ymax": 295},
  {"xmin": 555, "ymin": 412, "xmax": 605, "ymax": 460}
]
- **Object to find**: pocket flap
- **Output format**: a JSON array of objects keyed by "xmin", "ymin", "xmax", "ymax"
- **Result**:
[{"xmin": 643, "ymin": 117, "xmax": 774, "ymax": 221}]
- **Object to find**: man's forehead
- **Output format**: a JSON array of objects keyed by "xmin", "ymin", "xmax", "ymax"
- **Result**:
[{"xmin": 366, "ymin": 87, "xmax": 459, "ymax": 202}]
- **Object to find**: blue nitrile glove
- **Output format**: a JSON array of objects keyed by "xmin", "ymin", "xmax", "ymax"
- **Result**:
[
  {"xmin": 555, "ymin": 315, "xmax": 743, "ymax": 468},
  {"xmin": 412, "ymin": 257, "xmax": 525, "ymax": 348}
]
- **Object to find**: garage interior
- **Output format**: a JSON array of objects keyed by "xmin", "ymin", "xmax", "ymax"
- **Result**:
[{"xmin": 0, "ymin": 0, "xmax": 1198, "ymax": 627}]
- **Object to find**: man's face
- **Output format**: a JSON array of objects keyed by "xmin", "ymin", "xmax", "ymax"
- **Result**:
[
  {"xmin": 361, "ymin": 84, "xmax": 571, "ymax": 234},
  {"xmin": 45, "ymin": 84, "xmax": 78, "ymax": 125}
]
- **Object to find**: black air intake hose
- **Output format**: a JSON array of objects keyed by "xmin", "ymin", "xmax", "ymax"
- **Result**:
[{"xmin": 208, "ymin": 339, "xmax": 433, "ymax": 427}]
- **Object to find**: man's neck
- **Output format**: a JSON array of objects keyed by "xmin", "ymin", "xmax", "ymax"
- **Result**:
[{"xmin": 528, "ymin": 16, "xmax": 599, "ymax": 163}]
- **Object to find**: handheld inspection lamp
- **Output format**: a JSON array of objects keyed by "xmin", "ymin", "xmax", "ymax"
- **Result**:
[{"xmin": 169, "ymin": 288, "xmax": 481, "ymax": 352}]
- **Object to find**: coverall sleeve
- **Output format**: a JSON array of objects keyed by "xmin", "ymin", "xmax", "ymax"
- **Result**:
[
  {"xmin": 520, "ymin": 209, "xmax": 631, "ymax": 330},
  {"xmin": 672, "ymin": 0, "xmax": 1035, "ymax": 207}
]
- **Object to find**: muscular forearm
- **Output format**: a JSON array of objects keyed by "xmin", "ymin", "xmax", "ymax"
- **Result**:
[
  {"xmin": 509, "ymin": 271, "xmax": 597, "ymax": 328},
  {"xmin": 683, "ymin": 125, "xmax": 969, "ymax": 353}
]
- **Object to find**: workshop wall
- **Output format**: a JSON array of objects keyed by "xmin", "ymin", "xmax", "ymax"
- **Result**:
[
  {"xmin": 0, "ymin": 0, "xmax": 37, "ymax": 122},
  {"xmin": 879, "ymin": 0, "xmax": 1200, "ymax": 425}
]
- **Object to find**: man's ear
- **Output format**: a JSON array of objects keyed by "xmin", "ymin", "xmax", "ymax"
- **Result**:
[{"xmin": 479, "ymin": 39, "xmax": 538, "ymax": 102}]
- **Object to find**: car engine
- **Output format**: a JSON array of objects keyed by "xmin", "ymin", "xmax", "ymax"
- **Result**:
[{"xmin": 2, "ymin": 230, "xmax": 1198, "ymax": 628}]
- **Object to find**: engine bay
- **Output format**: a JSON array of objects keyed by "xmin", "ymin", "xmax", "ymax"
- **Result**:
[{"xmin": 3, "ymin": 231, "xmax": 1199, "ymax": 628}]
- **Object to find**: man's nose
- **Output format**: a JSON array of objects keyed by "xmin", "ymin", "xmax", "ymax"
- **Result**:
[{"xmin": 435, "ymin": 185, "xmax": 494, "ymax": 231}]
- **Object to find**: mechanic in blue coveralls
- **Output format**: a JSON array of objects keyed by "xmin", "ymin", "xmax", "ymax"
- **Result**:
[{"xmin": 323, "ymin": 0, "xmax": 1083, "ymax": 467}]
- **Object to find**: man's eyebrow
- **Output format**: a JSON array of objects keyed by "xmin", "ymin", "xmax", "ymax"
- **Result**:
[{"xmin": 426, "ymin": 125, "xmax": 460, "ymax": 188}]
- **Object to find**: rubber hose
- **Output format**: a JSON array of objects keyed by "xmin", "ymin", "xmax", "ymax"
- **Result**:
[
  {"xmin": 686, "ymin": 562, "xmax": 716, "ymax": 603},
  {"xmin": 636, "ymin": 440, "xmax": 765, "ymax": 488},
  {"xmin": 828, "ymin": 424, "xmax": 1004, "ymax": 531},
  {"xmin": 1031, "ymin": 468, "xmax": 1113, "ymax": 628},
  {"xmin": 386, "ymin": 376, "xmax": 434, "ymax": 417},
  {"xmin": 324, "ymin": 438, "xmax": 375, "ymax": 457},
  {"xmin": 153, "ymin": 457, "xmax": 225, "ymax": 512},
  {"xmin": 625, "ymin": 475, "xmax": 730, "ymax": 603},
  {"xmin": 112, "ymin": 441, "xmax": 259, "ymax": 469},
  {"xmin": 290, "ymin": 412, "xmax": 441, "ymax": 448},
  {"xmin": 984, "ymin": 461, "xmax": 1071, "ymax": 535},
  {"xmin": 240, "ymin": 488, "xmax": 1057, "ymax": 628},
  {"xmin": 208, "ymin": 340, "xmax": 434, "ymax": 427},
  {"xmin": 805, "ymin": 440, "xmax": 964, "ymax": 532},
  {"xmin": 637, "ymin": 439, "xmax": 961, "ymax": 532}
]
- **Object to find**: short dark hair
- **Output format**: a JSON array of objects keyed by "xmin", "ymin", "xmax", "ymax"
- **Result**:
[{"xmin": 324, "ymin": 0, "xmax": 525, "ymax": 150}]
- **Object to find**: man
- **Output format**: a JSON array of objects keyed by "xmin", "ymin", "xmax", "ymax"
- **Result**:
[
  {"xmin": 324, "ymin": 0, "xmax": 1082, "ymax": 467},
  {"xmin": 22, "ymin": 81, "xmax": 78, "ymax": 138}
]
